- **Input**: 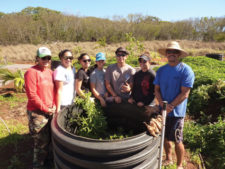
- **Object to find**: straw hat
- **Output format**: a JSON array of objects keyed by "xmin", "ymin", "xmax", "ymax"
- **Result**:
[{"xmin": 157, "ymin": 41, "xmax": 188, "ymax": 57}]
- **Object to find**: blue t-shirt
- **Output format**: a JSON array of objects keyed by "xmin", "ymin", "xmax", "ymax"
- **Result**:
[{"xmin": 154, "ymin": 62, "xmax": 195, "ymax": 117}]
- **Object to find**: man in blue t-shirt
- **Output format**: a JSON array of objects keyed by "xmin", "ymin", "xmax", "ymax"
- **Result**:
[{"xmin": 154, "ymin": 41, "xmax": 195, "ymax": 169}]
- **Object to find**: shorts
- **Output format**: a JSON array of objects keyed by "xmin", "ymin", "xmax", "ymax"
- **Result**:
[{"xmin": 165, "ymin": 116, "xmax": 184, "ymax": 143}]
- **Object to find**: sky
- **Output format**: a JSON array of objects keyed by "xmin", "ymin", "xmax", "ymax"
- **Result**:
[{"xmin": 0, "ymin": 0, "xmax": 225, "ymax": 21}]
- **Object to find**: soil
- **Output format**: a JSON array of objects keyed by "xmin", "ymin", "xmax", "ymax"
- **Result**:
[{"xmin": 0, "ymin": 63, "xmax": 200, "ymax": 169}]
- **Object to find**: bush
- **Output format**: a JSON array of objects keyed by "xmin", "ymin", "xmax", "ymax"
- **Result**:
[
  {"xmin": 182, "ymin": 56, "xmax": 225, "ymax": 90},
  {"xmin": 181, "ymin": 56, "xmax": 225, "ymax": 123},
  {"xmin": 188, "ymin": 80, "xmax": 225, "ymax": 123},
  {"xmin": 184, "ymin": 119, "xmax": 225, "ymax": 169}
]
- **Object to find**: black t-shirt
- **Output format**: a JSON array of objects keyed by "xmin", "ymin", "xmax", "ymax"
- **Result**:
[
  {"xmin": 76, "ymin": 68, "xmax": 91, "ymax": 92},
  {"xmin": 131, "ymin": 69, "xmax": 156, "ymax": 105}
]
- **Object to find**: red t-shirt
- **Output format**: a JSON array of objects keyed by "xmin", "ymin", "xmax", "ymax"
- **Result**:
[{"xmin": 25, "ymin": 65, "xmax": 55, "ymax": 113}]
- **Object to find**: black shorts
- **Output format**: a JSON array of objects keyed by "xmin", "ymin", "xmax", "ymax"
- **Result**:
[{"xmin": 165, "ymin": 116, "xmax": 184, "ymax": 143}]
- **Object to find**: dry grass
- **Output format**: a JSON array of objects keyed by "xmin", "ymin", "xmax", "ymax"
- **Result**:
[{"xmin": 0, "ymin": 40, "xmax": 224, "ymax": 64}]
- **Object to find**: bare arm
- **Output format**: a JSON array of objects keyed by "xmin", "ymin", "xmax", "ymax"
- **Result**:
[
  {"xmin": 105, "ymin": 80, "xmax": 117, "ymax": 97},
  {"xmin": 168, "ymin": 86, "xmax": 191, "ymax": 112},
  {"xmin": 90, "ymin": 82, "xmax": 106, "ymax": 106},
  {"xmin": 155, "ymin": 85, "xmax": 191, "ymax": 113},
  {"xmin": 105, "ymin": 80, "xmax": 121, "ymax": 103},
  {"xmin": 75, "ymin": 79, "xmax": 85, "ymax": 98},
  {"xmin": 55, "ymin": 80, "xmax": 63, "ymax": 113},
  {"xmin": 154, "ymin": 85, "xmax": 163, "ymax": 107}
]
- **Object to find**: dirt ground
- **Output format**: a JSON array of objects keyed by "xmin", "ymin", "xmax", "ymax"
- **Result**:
[{"xmin": 0, "ymin": 62, "xmax": 199, "ymax": 169}]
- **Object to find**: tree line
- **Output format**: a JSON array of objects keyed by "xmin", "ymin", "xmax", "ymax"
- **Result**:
[{"xmin": 0, "ymin": 7, "xmax": 224, "ymax": 45}]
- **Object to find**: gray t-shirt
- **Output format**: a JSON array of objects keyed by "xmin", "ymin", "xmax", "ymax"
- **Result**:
[
  {"xmin": 90, "ymin": 68, "xmax": 106, "ymax": 96},
  {"xmin": 105, "ymin": 63, "xmax": 135, "ymax": 99}
]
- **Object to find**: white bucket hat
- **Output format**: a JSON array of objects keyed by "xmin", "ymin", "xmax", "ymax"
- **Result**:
[{"xmin": 157, "ymin": 41, "xmax": 188, "ymax": 57}]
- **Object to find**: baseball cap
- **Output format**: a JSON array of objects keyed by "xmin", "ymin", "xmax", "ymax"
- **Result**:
[
  {"xmin": 37, "ymin": 47, "xmax": 51, "ymax": 58},
  {"xmin": 96, "ymin": 52, "xmax": 106, "ymax": 61},
  {"xmin": 139, "ymin": 55, "xmax": 150, "ymax": 61},
  {"xmin": 115, "ymin": 47, "xmax": 129, "ymax": 55}
]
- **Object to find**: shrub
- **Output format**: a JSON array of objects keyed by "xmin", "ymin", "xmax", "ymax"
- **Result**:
[
  {"xmin": 184, "ymin": 119, "xmax": 225, "ymax": 169},
  {"xmin": 182, "ymin": 56, "xmax": 225, "ymax": 90},
  {"xmin": 188, "ymin": 80, "xmax": 225, "ymax": 123},
  {"xmin": 0, "ymin": 69, "xmax": 25, "ymax": 92}
]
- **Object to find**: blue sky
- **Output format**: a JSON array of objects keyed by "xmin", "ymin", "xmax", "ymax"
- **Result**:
[{"xmin": 0, "ymin": 0, "xmax": 224, "ymax": 21}]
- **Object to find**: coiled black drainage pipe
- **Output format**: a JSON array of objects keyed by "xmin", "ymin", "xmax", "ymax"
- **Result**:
[{"xmin": 51, "ymin": 103, "xmax": 161, "ymax": 169}]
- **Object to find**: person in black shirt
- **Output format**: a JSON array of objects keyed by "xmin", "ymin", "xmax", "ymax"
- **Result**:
[
  {"xmin": 128, "ymin": 52, "xmax": 156, "ymax": 106},
  {"xmin": 75, "ymin": 53, "xmax": 92, "ymax": 97}
]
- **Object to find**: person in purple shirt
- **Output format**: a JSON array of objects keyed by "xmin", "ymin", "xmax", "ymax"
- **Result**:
[{"xmin": 154, "ymin": 41, "xmax": 195, "ymax": 169}]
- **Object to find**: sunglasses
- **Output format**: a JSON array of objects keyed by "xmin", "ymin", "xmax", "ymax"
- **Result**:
[
  {"xmin": 116, "ymin": 53, "xmax": 126, "ymax": 57},
  {"xmin": 83, "ymin": 59, "xmax": 91, "ymax": 63},
  {"xmin": 41, "ymin": 56, "xmax": 51, "ymax": 61},
  {"xmin": 64, "ymin": 56, "xmax": 74, "ymax": 60},
  {"xmin": 138, "ymin": 59, "xmax": 147, "ymax": 64},
  {"xmin": 166, "ymin": 50, "xmax": 180, "ymax": 54}
]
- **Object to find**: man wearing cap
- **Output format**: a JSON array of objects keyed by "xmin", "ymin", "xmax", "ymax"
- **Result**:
[
  {"xmin": 24, "ymin": 47, "xmax": 55, "ymax": 169},
  {"xmin": 105, "ymin": 47, "xmax": 135, "ymax": 103},
  {"xmin": 90, "ymin": 52, "xmax": 108, "ymax": 107},
  {"xmin": 128, "ymin": 52, "xmax": 156, "ymax": 107},
  {"xmin": 154, "ymin": 41, "xmax": 195, "ymax": 169}
]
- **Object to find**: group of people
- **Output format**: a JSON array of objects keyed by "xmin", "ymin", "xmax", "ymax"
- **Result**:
[{"xmin": 25, "ymin": 41, "xmax": 194, "ymax": 169}]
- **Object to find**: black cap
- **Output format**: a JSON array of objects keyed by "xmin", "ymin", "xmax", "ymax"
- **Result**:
[{"xmin": 115, "ymin": 47, "xmax": 129, "ymax": 55}]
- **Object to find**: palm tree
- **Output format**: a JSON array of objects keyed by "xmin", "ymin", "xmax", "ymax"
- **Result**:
[{"xmin": 0, "ymin": 69, "xmax": 25, "ymax": 92}]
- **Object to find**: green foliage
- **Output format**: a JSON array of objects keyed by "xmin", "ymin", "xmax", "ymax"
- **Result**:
[
  {"xmin": 65, "ymin": 92, "xmax": 134, "ymax": 139},
  {"xmin": 97, "ymin": 37, "xmax": 107, "ymax": 47},
  {"xmin": 182, "ymin": 56, "xmax": 225, "ymax": 89},
  {"xmin": 184, "ymin": 119, "xmax": 225, "ymax": 169},
  {"xmin": 67, "ymin": 92, "xmax": 107, "ymax": 139},
  {"xmin": 188, "ymin": 81, "xmax": 225, "ymax": 124},
  {"xmin": 125, "ymin": 32, "xmax": 144, "ymax": 58},
  {"xmin": 182, "ymin": 56, "xmax": 225, "ymax": 123},
  {"xmin": 214, "ymin": 32, "xmax": 225, "ymax": 42},
  {"xmin": 0, "ymin": 7, "xmax": 224, "ymax": 44},
  {"xmin": 0, "ymin": 69, "xmax": 25, "ymax": 92},
  {"xmin": 0, "ymin": 94, "xmax": 27, "ymax": 108}
]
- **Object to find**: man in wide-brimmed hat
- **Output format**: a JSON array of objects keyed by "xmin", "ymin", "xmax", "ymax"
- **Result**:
[{"xmin": 154, "ymin": 41, "xmax": 195, "ymax": 169}]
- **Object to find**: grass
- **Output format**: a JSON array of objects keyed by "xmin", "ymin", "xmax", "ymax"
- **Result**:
[
  {"xmin": 0, "ymin": 40, "xmax": 224, "ymax": 63},
  {"xmin": 0, "ymin": 119, "xmax": 29, "ymax": 148},
  {"xmin": 0, "ymin": 94, "xmax": 27, "ymax": 108}
]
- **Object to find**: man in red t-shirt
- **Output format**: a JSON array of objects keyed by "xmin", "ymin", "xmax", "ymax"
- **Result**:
[{"xmin": 24, "ymin": 47, "xmax": 55, "ymax": 169}]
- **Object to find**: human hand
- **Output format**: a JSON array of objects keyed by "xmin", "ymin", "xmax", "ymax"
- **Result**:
[
  {"xmin": 166, "ymin": 104, "xmax": 174, "ymax": 114},
  {"xmin": 128, "ymin": 98, "xmax": 135, "ymax": 104},
  {"xmin": 48, "ymin": 106, "xmax": 56, "ymax": 115},
  {"xmin": 115, "ymin": 96, "xmax": 122, "ymax": 103},
  {"xmin": 137, "ymin": 102, "xmax": 144, "ymax": 107},
  {"xmin": 121, "ymin": 82, "xmax": 131, "ymax": 93},
  {"xmin": 100, "ymin": 98, "xmax": 106, "ymax": 107}
]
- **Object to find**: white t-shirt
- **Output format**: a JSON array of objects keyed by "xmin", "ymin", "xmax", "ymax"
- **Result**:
[{"xmin": 53, "ymin": 65, "xmax": 76, "ymax": 106}]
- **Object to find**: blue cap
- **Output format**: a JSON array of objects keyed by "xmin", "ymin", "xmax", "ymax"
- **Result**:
[{"xmin": 96, "ymin": 52, "xmax": 106, "ymax": 61}]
